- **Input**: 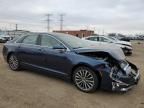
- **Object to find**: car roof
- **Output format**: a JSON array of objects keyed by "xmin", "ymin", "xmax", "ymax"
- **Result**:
[
  {"xmin": 85, "ymin": 35, "xmax": 108, "ymax": 38},
  {"xmin": 27, "ymin": 32, "xmax": 75, "ymax": 38}
]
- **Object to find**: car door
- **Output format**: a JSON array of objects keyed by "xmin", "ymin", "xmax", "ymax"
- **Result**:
[
  {"xmin": 17, "ymin": 34, "xmax": 44, "ymax": 66},
  {"xmin": 39, "ymin": 35, "xmax": 71, "ymax": 75}
]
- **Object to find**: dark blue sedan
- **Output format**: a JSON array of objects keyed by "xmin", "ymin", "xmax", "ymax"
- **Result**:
[{"xmin": 3, "ymin": 33, "xmax": 140, "ymax": 92}]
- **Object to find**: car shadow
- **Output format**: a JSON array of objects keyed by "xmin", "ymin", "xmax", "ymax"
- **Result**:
[
  {"xmin": 19, "ymin": 67, "xmax": 134, "ymax": 95},
  {"xmin": 21, "ymin": 67, "xmax": 72, "ymax": 84}
]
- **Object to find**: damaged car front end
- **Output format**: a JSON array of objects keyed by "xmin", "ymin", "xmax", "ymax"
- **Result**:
[
  {"xmin": 109, "ymin": 61, "xmax": 140, "ymax": 92},
  {"xmin": 56, "ymin": 34, "xmax": 140, "ymax": 92},
  {"xmin": 76, "ymin": 46, "xmax": 140, "ymax": 92}
]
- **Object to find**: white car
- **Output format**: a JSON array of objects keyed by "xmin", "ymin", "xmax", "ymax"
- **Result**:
[
  {"xmin": 0, "ymin": 34, "xmax": 11, "ymax": 43},
  {"xmin": 82, "ymin": 35, "xmax": 133, "ymax": 55}
]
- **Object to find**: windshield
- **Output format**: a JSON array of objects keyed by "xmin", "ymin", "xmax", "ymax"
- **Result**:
[{"xmin": 56, "ymin": 34, "xmax": 93, "ymax": 49}]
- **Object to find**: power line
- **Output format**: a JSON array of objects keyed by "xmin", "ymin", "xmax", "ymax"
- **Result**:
[
  {"xmin": 46, "ymin": 14, "xmax": 52, "ymax": 32},
  {"xmin": 59, "ymin": 14, "xmax": 65, "ymax": 31}
]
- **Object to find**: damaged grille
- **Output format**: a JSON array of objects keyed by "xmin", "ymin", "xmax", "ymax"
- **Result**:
[
  {"xmin": 129, "ymin": 68, "xmax": 137, "ymax": 78},
  {"xmin": 110, "ymin": 66, "xmax": 121, "ymax": 80}
]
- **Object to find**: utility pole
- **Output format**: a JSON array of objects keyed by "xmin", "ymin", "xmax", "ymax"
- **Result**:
[
  {"xmin": 59, "ymin": 14, "xmax": 65, "ymax": 31},
  {"xmin": 46, "ymin": 14, "xmax": 52, "ymax": 32},
  {"xmin": 16, "ymin": 24, "xmax": 18, "ymax": 31}
]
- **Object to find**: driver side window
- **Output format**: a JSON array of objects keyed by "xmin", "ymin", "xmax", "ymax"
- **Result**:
[{"xmin": 40, "ymin": 35, "xmax": 63, "ymax": 48}]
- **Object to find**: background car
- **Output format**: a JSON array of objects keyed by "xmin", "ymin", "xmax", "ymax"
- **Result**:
[
  {"xmin": 83, "ymin": 35, "xmax": 133, "ymax": 55},
  {"xmin": 0, "ymin": 32, "xmax": 11, "ymax": 43},
  {"xmin": 3, "ymin": 33, "xmax": 140, "ymax": 92},
  {"xmin": 108, "ymin": 33, "xmax": 131, "ymax": 42}
]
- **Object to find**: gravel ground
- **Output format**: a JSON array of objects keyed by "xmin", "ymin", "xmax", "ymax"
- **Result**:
[{"xmin": 0, "ymin": 41, "xmax": 144, "ymax": 108}]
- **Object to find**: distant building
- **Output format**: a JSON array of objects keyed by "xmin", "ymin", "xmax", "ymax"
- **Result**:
[{"xmin": 53, "ymin": 30, "xmax": 94, "ymax": 38}]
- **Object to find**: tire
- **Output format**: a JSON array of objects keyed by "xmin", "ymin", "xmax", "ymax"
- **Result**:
[
  {"xmin": 73, "ymin": 66, "xmax": 99, "ymax": 93},
  {"xmin": 8, "ymin": 54, "xmax": 20, "ymax": 71}
]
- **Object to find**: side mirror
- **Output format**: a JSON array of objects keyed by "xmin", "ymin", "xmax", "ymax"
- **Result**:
[{"xmin": 53, "ymin": 45, "xmax": 67, "ymax": 52}]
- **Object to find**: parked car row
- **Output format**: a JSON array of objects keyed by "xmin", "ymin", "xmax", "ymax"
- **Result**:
[
  {"xmin": 3, "ymin": 32, "xmax": 140, "ymax": 93},
  {"xmin": 82, "ymin": 35, "xmax": 133, "ymax": 55},
  {"xmin": 108, "ymin": 33, "xmax": 144, "ymax": 41},
  {"xmin": 108, "ymin": 33, "xmax": 131, "ymax": 42},
  {"xmin": 128, "ymin": 35, "xmax": 144, "ymax": 40}
]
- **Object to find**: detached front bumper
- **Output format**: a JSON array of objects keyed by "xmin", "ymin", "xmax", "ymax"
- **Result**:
[
  {"xmin": 100, "ymin": 61, "xmax": 140, "ymax": 92},
  {"xmin": 111, "ymin": 70, "xmax": 140, "ymax": 92}
]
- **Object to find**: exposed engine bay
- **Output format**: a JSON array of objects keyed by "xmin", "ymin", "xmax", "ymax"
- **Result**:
[{"xmin": 79, "ymin": 51, "xmax": 118, "ymax": 67}]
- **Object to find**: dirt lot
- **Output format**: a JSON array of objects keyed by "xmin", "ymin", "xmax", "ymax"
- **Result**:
[{"xmin": 0, "ymin": 41, "xmax": 144, "ymax": 108}]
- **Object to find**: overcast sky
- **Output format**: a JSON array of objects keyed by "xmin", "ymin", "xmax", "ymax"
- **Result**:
[{"xmin": 0, "ymin": 0, "xmax": 144, "ymax": 34}]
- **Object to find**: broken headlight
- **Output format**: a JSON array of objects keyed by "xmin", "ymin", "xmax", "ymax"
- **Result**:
[
  {"xmin": 110, "ymin": 66, "xmax": 128, "ymax": 85},
  {"xmin": 120, "ymin": 61, "xmax": 128, "ymax": 69}
]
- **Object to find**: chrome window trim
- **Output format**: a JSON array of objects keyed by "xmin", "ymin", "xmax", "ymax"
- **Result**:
[{"xmin": 14, "ymin": 34, "xmax": 71, "ymax": 51}]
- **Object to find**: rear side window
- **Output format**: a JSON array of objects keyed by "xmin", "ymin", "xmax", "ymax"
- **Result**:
[
  {"xmin": 87, "ymin": 37, "xmax": 98, "ymax": 41},
  {"xmin": 40, "ymin": 35, "xmax": 63, "ymax": 48},
  {"xmin": 99, "ymin": 37, "xmax": 109, "ymax": 42},
  {"xmin": 21, "ymin": 35, "xmax": 38, "ymax": 45}
]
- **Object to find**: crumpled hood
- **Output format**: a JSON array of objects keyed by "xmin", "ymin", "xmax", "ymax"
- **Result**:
[{"xmin": 74, "ymin": 41, "xmax": 126, "ymax": 61}]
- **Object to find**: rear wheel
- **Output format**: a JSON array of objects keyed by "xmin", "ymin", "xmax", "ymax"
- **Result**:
[
  {"xmin": 73, "ymin": 66, "xmax": 99, "ymax": 93},
  {"xmin": 8, "ymin": 54, "xmax": 20, "ymax": 71}
]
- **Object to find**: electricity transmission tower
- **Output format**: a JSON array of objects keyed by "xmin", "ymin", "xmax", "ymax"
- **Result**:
[
  {"xmin": 46, "ymin": 14, "xmax": 52, "ymax": 32},
  {"xmin": 59, "ymin": 14, "xmax": 65, "ymax": 31}
]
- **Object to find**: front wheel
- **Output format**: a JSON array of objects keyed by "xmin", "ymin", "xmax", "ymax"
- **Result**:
[
  {"xmin": 73, "ymin": 67, "xmax": 99, "ymax": 93},
  {"xmin": 8, "ymin": 54, "xmax": 20, "ymax": 71}
]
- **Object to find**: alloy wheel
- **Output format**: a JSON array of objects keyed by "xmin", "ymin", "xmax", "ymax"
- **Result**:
[
  {"xmin": 74, "ymin": 68, "xmax": 95, "ymax": 92},
  {"xmin": 9, "ymin": 55, "xmax": 19, "ymax": 70}
]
